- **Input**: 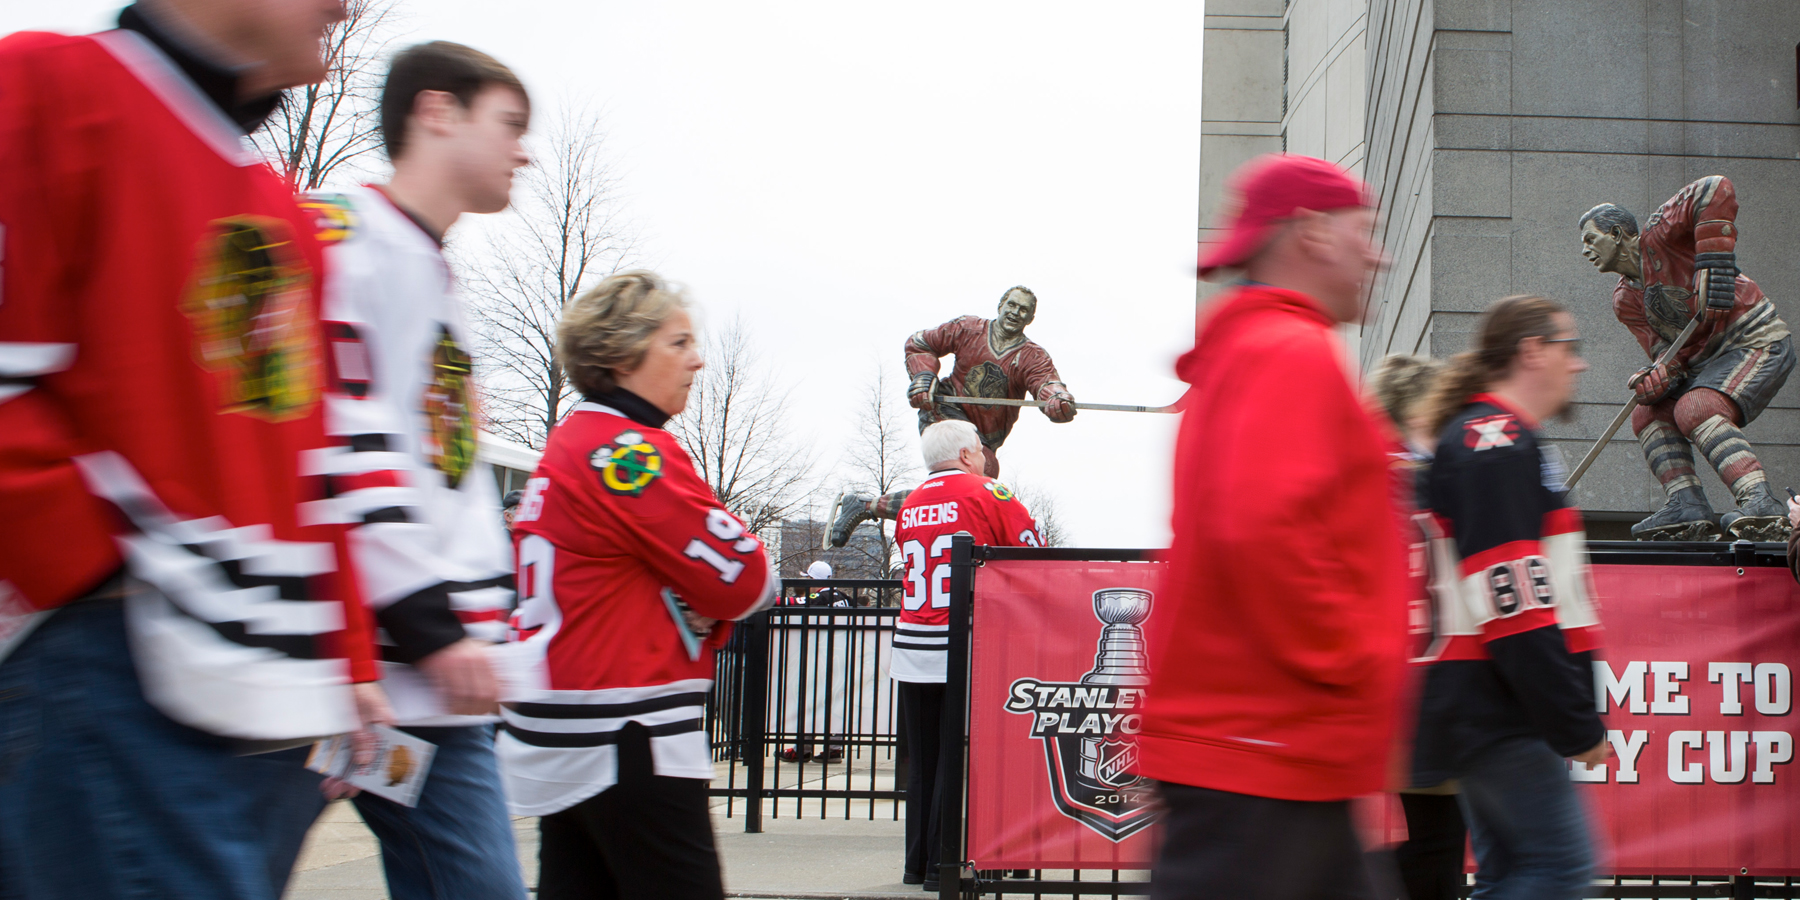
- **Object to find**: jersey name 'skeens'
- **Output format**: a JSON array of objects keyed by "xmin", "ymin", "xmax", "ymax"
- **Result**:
[{"xmin": 899, "ymin": 501, "xmax": 959, "ymax": 530}]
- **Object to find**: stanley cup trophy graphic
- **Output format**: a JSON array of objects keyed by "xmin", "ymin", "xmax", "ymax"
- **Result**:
[
  {"xmin": 1078, "ymin": 590, "xmax": 1152, "ymax": 797},
  {"xmin": 1004, "ymin": 586, "xmax": 1159, "ymax": 841}
]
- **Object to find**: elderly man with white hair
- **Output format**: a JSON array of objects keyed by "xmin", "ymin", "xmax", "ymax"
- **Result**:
[{"xmin": 890, "ymin": 419, "xmax": 1043, "ymax": 891}]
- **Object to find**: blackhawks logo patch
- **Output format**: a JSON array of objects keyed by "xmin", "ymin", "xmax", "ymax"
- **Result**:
[
  {"xmin": 422, "ymin": 325, "xmax": 476, "ymax": 487},
  {"xmin": 591, "ymin": 430, "xmax": 664, "ymax": 497},
  {"xmin": 298, "ymin": 193, "xmax": 358, "ymax": 244},
  {"xmin": 984, "ymin": 480, "xmax": 1015, "ymax": 502},
  {"xmin": 1003, "ymin": 588, "xmax": 1158, "ymax": 841},
  {"xmin": 183, "ymin": 217, "xmax": 321, "ymax": 420}
]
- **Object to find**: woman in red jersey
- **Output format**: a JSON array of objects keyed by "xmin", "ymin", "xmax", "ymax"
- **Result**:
[{"xmin": 499, "ymin": 272, "xmax": 776, "ymax": 900}]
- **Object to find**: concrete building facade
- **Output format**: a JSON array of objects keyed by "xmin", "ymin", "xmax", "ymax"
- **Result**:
[{"xmin": 1200, "ymin": 0, "xmax": 1800, "ymax": 534}]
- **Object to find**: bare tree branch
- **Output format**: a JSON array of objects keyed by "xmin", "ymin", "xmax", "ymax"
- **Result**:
[
  {"xmin": 248, "ymin": 0, "xmax": 402, "ymax": 190},
  {"xmin": 1011, "ymin": 481, "xmax": 1068, "ymax": 548},
  {"xmin": 460, "ymin": 105, "xmax": 638, "ymax": 449},
  {"xmin": 830, "ymin": 363, "xmax": 920, "ymax": 575},
  {"xmin": 667, "ymin": 317, "xmax": 815, "ymax": 536}
]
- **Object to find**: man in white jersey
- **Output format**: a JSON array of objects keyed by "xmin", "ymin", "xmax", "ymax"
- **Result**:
[
  {"xmin": 891, "ymin": 420, "xmax": 1042, "ymax": 891},
  {"xmin": 285, "ymin": 42, "xmax": 532, "ymax": 899}
]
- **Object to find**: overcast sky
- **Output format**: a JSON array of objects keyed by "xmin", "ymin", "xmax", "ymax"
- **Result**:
[{"xmin": 7, "ymin": 1, "xmax": 1204, "ymax": 550}]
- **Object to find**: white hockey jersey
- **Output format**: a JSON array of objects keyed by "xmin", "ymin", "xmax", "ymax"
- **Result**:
[{"xmin": 299, "ymin": 185, "xmax": 514, "ymax": 726}]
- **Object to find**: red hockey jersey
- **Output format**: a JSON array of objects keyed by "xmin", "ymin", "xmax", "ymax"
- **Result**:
[
  {"xmin": 498, "ymin": 401, "xmax": 776, "ymax": 815},
  {"xmin": 890, "ymin": 469, "xmax": 1041, "ymax": 682},
  {"xmin": 1611, "ymin": 176, "xmax": 1788, "ymax": 370},
  {"xmin": 0, "ymin": 29, "xmax": 373, "ymax": 738}
]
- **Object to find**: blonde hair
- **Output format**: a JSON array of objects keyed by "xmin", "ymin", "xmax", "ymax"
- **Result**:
[
  {"xmin": 557, "ymin": 271, "xmax": 688, "ymax": 399},
  {"xmin": 1420, "ymin": 294, "xmax": 1567, "ymax": 436},
  {"xmin": 1368, "ymin": 354, "xmax": 1444, "ymax": 431}
]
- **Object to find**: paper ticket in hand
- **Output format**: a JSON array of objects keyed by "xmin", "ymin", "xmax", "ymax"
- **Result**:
[{"xmin": 305, "ymin": 725, "xmax": 437, "ymax": 807}]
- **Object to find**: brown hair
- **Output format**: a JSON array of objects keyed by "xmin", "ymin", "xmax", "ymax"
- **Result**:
[
  {"xmin": 1420, "ymin": 294, "xmax": 1568, "ymax": 436},
  {"xmin": 558, "ymin": 271, "xmax": 688, "ymax": 399},
  {"xmin": 381, "ymin": 41, "xmax": 529, "ymax": 160},
  {"xmin": 1368, "ymin": 354, "xmax": 1444, "ymax": 431}
]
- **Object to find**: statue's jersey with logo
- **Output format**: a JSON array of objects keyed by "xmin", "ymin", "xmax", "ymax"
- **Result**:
[
  {"xmin": 1612, "ymin": 176, "xmax": 1788, "ymax": 370},
  {"xmin": 0, "ymin": 29, "xmax": 377, "ymax": 738},
  {"xmin": 1414, "ymin": 393, "xmax": 1605, "ymax": 783},
  {"xmin": 500, "ymin": 402, "xmax": 776, "ymax": 815},
  {"xmin": 890, "ymin": 469, "xmax": 1041, "ymax": 683},
  {"xmin": 301, "ymin": 185, "xmax": 514, "ymax": 726},
  {"xmin": 904, "ymin": 316, "xmax": 1065, "ymax": 448}
]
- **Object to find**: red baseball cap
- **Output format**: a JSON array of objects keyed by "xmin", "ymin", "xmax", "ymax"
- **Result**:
[{"xmin": 1197, "ymin": 154, "xmax": 1372, "ymax": 279}]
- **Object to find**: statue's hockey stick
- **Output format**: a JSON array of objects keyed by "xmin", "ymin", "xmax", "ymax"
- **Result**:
[
  {"xmin": 937, "ymin": 395, "xmax": 1178, "ymax": 414},
  {"xmin": 1564, "ymin": 312, "xmax": 1702, "ymax": 490}
]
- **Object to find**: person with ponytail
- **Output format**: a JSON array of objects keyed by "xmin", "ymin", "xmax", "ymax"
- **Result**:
[{"xmin": 1413, "ymin": 295, "xmax": 1608, "ymax": 900}]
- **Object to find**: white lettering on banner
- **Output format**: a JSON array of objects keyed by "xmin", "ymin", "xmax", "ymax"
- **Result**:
[
  {"xmin": 1670, "ymin": 731, "xmax": 1705, "ymax": 783},
  {"xmin": 1710, "ymin": 662, "xmax": 1755, "ymax": 715},
  {"xmin": 1003, "ymin": 679, "xmax": 1145, "ymax": 736},
  {"xmin": 1753, "ymin": 732, "xmax": 1793, "ymax": 782},
  {"xmin": 1597, "ymin": 660, "xmax": 1648, "ymax": 714},
  {"xmin": 1610, "ymin": 729, "xmax": 1649, "ymax": 783},
  {"xmin": 1709, "ymin": 731, "xmax": 1750, "ymax": 783},
  {"xmin": 1756, "ymin": 663, "xmax": 1791, "ymax": 715},
  {"xmin": 1569, "ymin": 730, "xmax": 1652, "ymax": 783},
  {"xmin": 1651, "ymin": 661, "xmax": 1690, "ymax": 714}
]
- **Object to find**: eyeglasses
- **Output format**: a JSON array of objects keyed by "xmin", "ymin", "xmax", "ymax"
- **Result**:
[{"xmin": 1544, "ymin": 337, "xmax": 1583, "ymax": 356}]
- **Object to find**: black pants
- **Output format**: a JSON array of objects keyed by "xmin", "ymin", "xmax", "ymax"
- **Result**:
[
  {"xmin": 898, "ymin": 681, "xmax": 947, "ymax": 880},
  {"xmin": 536, "ymin": 722, "xmax": 724, "ymax": 900},
  {"xmin": 1396, "ymin": 793, "xmax": 1467, "ymax": 900},
  {"xmin": 1151, "ymin": 782, "xmax": 1375, "ymax": 900}
]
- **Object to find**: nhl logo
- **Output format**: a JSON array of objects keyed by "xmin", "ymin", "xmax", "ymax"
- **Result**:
[{"xmin": 1004, "ymin": 588, "xmax": 1157, "ymax": 842}]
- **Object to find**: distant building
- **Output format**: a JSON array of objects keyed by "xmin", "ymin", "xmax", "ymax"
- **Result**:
[{"xmin": 1199, "ymin": 0, "xmax": 1800, "ymax": 536}]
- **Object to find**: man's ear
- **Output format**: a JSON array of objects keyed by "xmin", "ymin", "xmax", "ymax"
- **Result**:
[{"xmin": 409, "ymin": 90, "xmax": 465, "ymax": 141}]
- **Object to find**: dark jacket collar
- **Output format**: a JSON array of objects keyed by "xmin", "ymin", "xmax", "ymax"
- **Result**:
[
  {"xmin": 588, "ymin": 387, "xmax": 671, "ymax": 430},
  {"xmin": 118, "ymin": 4, "xmax": 282, "ymax": 134}
]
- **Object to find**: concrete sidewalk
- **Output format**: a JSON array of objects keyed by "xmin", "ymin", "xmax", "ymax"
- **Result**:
[{"xmin": 282, "ymin": 799, "xmax": 920, "ymax": 900}]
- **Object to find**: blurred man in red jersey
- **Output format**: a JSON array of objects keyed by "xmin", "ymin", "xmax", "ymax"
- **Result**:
[
  {"xmin": 0, "ymin": 3, "xmax": 389, "ymax": 899},
  {"xmin": 1140, "ymin": 154, "xmax": 1407, "ymax": 900}
]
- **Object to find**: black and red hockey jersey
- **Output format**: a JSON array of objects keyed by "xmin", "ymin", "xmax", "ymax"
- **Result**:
[
  {"xmin": 1414, "ymin": 394, "xmax": 1604, "ymax": 779},
  {"xmin": 0, "ymin": 28, "xmax": 373, "ymax": 739},
  {"xmin": 890, "ymin": 469, "xmax": 1041, "ymax": 682},
  {"xmin": 498, "ymin": 398, "xmax": 776, "ymax": 815}
]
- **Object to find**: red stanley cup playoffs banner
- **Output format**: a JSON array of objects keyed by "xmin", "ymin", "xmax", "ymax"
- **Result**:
[{"xmin": 966, "ymin": 559, "xmax": 1800, "ymax": 874}]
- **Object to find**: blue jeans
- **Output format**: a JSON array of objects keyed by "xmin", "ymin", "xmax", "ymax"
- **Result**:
[
  {"xmin": 1457, "ymin": 736, "xmax": 1594, "ymax": 900},
  {"xmin": 273, "ymin": 724, "xmax": 526, "ymax": 900},
  {"xmin": 0, "ymin": 599, "xmax": 325, "ymax": 900}
]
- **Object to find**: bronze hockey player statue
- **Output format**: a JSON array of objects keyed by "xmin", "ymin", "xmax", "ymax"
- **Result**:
[
  {"xmin": 1579, "ymin": 175, "xmax": 1794, "ymax": 540},
  {"xmin": 827, "ymin": 286, "xmax": 1076, "ymax": 548}
]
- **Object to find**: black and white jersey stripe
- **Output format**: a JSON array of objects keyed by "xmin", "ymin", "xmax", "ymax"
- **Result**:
[
  {"xmin": 496, "ymin": 678, "xmax": 715, "ymax": 816},
  {"xmin": 892, "ymin": 622, "xmax": 949, "ymax": 653}
]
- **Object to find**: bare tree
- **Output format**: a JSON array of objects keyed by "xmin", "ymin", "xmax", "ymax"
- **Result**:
[
  {"xmin": 462, "ymin": 106, "xmax": 636, "ymax": 448},
  {"xmin": 667, "ymin": 318, "xmax": 815, "ymax": 536},
  {"xmin": 1012, "ymin": 481, "xmax": 1069, "ymax": 548},
  {"xmin": 832, "ymin": 363, "xmax": 920, "ymax": 575},
  {"xmin": 249, "ymin": 0, "xmax": 402, "ymax": 190}
]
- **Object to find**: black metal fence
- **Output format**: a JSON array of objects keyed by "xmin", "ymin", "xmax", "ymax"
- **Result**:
[
  {"xmin": 707, "ymin": 578, "xmax": 907, "ymax": 832},
  {"xmin": 705, "ymin": 542, "xmax": 1800, "ymax": 899}
]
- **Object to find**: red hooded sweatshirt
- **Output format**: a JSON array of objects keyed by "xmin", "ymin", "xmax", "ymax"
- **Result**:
[{"xmin": 1139, "ymin": 284, "xmax": 1409, "ymax": 801}]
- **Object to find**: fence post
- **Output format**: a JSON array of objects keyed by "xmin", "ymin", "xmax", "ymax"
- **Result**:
[
  {"xmin": 939, "ymin": 534, "xmax": 976, "ymax": 900},
  {"xmin": 739, "ymin": 608, "xmax": 771, "ymax": 834}
]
